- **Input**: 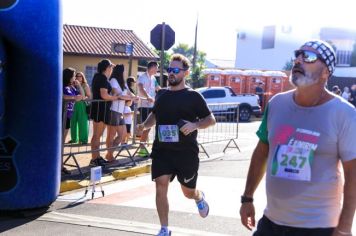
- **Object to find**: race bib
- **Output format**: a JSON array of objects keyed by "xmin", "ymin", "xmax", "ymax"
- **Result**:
[
  {"xmin": 271, "ymin": 145, "xmax": 314, "ymax": 181},
  {"xmin": 158, "ymin": 125, "xmax": 179, "ymax": 143}
]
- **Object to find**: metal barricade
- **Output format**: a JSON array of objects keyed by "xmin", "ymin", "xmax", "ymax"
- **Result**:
[
  {"xmin": 62, "ymin": 99, "xmax": 140, "ymax": 178},
  {"xmin": 197, "ymin": 103, "xmax": 240, "ymax": 158},
  {"xmin": 61, "ymin": 100, "xmax": 241, "ymax": 176}
]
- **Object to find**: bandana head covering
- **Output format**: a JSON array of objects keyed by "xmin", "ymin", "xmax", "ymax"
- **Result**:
[{"xmin": 301, "ymin": 40, "xmax": 336, "ymax": 76}]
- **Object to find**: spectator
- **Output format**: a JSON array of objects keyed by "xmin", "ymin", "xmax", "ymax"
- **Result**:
[
  {"xmin": 137, "ymin": 61, "xmax": 161, "ymax": 157},
  {"xmin": 89, "ymin": 59, "xmax": 119, "ymax": 167},
  {"xmin": 331, "ymin": 85, "xmax": 341, "ymax": 95},
  {"xmin": 342, "ymin": 86, "xmax": 351, "ymax": 102},
  {"xmin": 106, "ymin": 64, "xmax": 138, "ymax": 161},
  {"xmin": 351, "ymin": 84, "xmax": 356, "ymax": 107},
  {"xmin": 123, "ymin": 100, "xmax": 134, "ymax": 144},
  {"xmin": 70, "ymin": 72, "xmax": 91, "ymax": 144},
  {"xmin": 63, "ymin": 68, "xmax": 83, "ymax": 142},
  {"xmin": 255, "ymin": 82, "xmax": 264, "ymax": 107},
  {"xmin": 62, "ymin": 67, "xmax": 83, "ymax": 174},
  {"xmin": 127, "ymin": 76, "xmax": 136, "ymax": 94}
]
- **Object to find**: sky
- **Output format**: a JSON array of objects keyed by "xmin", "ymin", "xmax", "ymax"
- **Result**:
[{"xmin": 62, "ymin": 0, "xmax": 356, "ymax": 61}]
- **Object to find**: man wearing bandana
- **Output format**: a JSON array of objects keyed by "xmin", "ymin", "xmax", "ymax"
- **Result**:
[{"xmin": 240, "ymin": 40, "xmax": 356, "ymax": 236}]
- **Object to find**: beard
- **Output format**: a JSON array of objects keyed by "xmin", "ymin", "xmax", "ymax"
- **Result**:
[
  {"xmin": 168, "ymin": 76, "xmax": 183, "ymax": 86},
  {"xmin": 289, "ymin": 70, "xmax": 321, "ymax": 87}
]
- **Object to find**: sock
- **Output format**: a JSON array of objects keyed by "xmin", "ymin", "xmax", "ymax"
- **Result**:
[
  {"xmin": 195, "ymin": 190, "xmax": 202, "ymax": 203},
  {"xmin": 161, "ymin": 225, "xmax": 169, "ymax": 232}
]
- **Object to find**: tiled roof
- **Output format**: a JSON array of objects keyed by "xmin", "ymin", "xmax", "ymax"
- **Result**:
[{"xmin": 63, "ymin": 24, "xmax": 158, "ymax": 59}]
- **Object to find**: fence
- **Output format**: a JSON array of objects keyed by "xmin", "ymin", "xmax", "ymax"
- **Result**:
[{"xmin": 62, "ymin": 99, "xmax": 240, "ymax": 178}]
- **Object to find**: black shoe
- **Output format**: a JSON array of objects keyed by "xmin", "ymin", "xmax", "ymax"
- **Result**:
[
  {"xmin": 61, "ymin": 167, "xmax": 71, "ymax": 175},
  {"xmin": 89, "ymin": 157, "xmax": 108, "ymax": 167}
]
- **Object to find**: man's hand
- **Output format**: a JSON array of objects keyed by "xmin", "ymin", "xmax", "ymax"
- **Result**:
[
  {"xmin": 136, "ymin": 124, "xmax": 145, "ymax": 133},
  {"xmin": 179, "ymin": 121, "xmax": 198, "ymax": 136},
  {"xmin": 147, "ymin": 96, "xmax": 154, "ymax": 103},
  {"xmin": 240, "ymin": 202, "xmax": 256, "ymax": 231}
]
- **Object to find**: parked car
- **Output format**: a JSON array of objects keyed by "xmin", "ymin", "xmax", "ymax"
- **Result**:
[{"xmin": 196, "ymin": 86, "xmax": 262, "ymax": 122}]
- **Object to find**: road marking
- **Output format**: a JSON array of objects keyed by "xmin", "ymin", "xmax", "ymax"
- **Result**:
[{"xmin": 37, "ymin": 211, "xmax": 231, "ymax": 236}]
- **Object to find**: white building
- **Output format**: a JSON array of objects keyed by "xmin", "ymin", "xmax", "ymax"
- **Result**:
[{"xmin": 235, "ymin": 25, "xmax": 356, "ymax": 77}]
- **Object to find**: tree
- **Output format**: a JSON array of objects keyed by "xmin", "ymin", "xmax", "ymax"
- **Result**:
[
  {"xmin": 152, "ymin": 49, "xmax": 171, "ymax": 70},
  {"xmin": 283, "ymin": 58, "xmax": 293, "ymax": 70}
]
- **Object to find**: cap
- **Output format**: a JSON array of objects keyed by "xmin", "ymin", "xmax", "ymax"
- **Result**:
[
  {"xmin": 100, "ymin": 59, "xmax": 114, "ymax": 67},
  {"xmin": 301, "ymin": 40, "xmax": 336, "ymax": 76}
]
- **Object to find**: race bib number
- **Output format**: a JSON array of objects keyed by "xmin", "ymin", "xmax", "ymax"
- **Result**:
[
  {"xmin": 271, "ymin": 145, "xmax": 314, "ymax": 181},
  {"xmin": 158, "ymin": 125, "xmax": 179, "ymax": 143}
]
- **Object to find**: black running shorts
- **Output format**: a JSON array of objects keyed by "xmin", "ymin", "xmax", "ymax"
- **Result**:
[{"xmin": 151, "ymin": 149, "xmax": 199, "ymax": 189}]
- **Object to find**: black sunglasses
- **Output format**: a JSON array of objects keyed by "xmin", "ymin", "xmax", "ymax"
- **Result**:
[
  {"xmin": 294, "ymin": 50, "xmax": 324, "ymax": 63},
  {"xmin": 167, "ymin": 67, "xmax": 186, "ymax": 74}
]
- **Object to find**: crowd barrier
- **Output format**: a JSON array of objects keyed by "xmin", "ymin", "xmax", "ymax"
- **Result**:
[{"xmin": 62, "ymin": 99, "xmax": 240, "ymax": 177}]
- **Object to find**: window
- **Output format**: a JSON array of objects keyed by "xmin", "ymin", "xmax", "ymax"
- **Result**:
[
  {"xmin": 201, "ymin": 89, "xmax": 226, "ymax": 99},
  {"xmin": 85, "ymin": 66, "xmax": 97, "ymax": 85},
  {"xmin": 231, "ymin": 77, "xmax": 241, "ymax": 83},
  {"xmin": 262, "ymin": 25, "xmax": 276, "ymax": 49},
  {"xmin": 227, "ymin": 87, "xmax": 237, "ymax": 96},
  {"xmin": 210, "ymin": 75, "xmax": 220, "ymax": 81},
  {"xmin": 336, "ymin": 50, "xmax": 352, "ymax": 66}
]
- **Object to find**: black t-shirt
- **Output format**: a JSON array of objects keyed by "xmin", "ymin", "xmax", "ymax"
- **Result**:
[
  {"xmin": 151, "ymin": 88, "xmax": 211, "ymax": 154},
  {"xmin": 90, "ymin": 73, "xmax": 112, "ymax": 120},
  {"xmin": 92, "ymin": 73, "xmax": 112, "ymax": 99}
]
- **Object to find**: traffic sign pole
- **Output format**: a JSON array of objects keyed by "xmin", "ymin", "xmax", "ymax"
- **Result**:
[{"xmin": 160, "ymin": 23, "xmax": 166, "ymax": 87}]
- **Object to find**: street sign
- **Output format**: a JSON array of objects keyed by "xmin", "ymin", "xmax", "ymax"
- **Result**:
[
  {"xmin": 150, "ymin": 24, "xmax": 175, "ymax": 50},
  {"xmin": 126, "ymin": 43, "xmax": 133, "ymax": 55}
]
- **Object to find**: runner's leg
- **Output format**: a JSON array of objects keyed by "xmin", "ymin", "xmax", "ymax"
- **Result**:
[{"xmin": 155, "ymin": 174, "xmax": 171, "ymax": 227}]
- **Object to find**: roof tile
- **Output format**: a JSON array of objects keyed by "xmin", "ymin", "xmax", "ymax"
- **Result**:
[{"xmin": 63, "ymin": 24, "xmax": 158, "ymax": 59}]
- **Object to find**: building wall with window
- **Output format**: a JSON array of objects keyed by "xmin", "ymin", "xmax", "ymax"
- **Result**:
[
  {"xmin": 63, "ymin": 55, "xmax": 138, "ymax": 85},
  {"xmin": 235, "ymin": 25, "xmax": 318, "ymax": 70}
]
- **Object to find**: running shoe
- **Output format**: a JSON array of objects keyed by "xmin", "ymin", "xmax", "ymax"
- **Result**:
[
  {"xmin": 156, "ymin": 228, "xmax": 171, "ymax": 236},
  {"xmin": 89, "ymin": 157, "xmax": 108, "ymax": 167},
  {"xmin": 137, "ymin": 148, "xmax": 149, "ymax": 157},
  {"xmin": 196, "ymin": 191, "xmax": 209, "ymax": 218}
]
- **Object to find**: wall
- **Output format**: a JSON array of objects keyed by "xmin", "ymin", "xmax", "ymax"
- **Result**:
[
  {"xmin": 235, "ymin": 25, "xmax": 319, "ymax": 71},
  {"xmin": 63, "ymin": 55, "xmax": 139, "ymax": 81}
]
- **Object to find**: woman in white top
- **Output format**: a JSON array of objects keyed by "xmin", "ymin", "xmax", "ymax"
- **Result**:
[{"xmin": 106, "ymin": 64, "xmax": 138, "ymax": 161}]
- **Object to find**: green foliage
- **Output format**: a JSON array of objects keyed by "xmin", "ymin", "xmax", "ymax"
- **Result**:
[
  {"xmin": 171, "ymin": 43, "xmax": 207, "ymax": 88},
  {"xmin": 153, "ymin": 49, "xmax": 171, "ymax": 70},
  {"xmin": 283, "ymin": 58, "xmax": 293, "ymax": 70}
]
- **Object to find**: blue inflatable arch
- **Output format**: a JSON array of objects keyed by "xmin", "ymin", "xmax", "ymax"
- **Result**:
[{"xmin": 0, "ymin": 0, "xmax": 62, "ymax": 210}]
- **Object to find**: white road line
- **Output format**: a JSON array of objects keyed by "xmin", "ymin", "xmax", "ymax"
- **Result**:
[{"xmin": 37, "ymin": 211, "xmax": 231, "ymax": 236}]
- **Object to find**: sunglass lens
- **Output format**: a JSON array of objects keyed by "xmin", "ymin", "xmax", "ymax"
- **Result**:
[
  {"xmin": 294, "ymin": 50, "xmax": 318, "ymax": 63},
  {"xmin": 303, "ymin": 51, "xmax": 317, "ymax": 62},
  {"xmin": 168, "ymin": 68, "xmax": 180, "ymax": 74}
]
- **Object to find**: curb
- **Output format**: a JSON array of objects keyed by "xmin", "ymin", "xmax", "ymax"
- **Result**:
[
  {"xmin": 112, "ymin": 165, "xmax": 151, "ymax": 180},
  {"xmin": 60, "ymin": 164, "xmax": 151, "ymax": 193}
]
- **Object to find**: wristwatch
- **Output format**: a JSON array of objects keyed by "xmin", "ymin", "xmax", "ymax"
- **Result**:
[{"xmin": 241, "ymin": 195, "xmax": 253, "ymax": 204}]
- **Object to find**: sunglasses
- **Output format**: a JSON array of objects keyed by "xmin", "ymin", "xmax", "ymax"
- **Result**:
[
  {"xmin": 294, "ymin": 50, "xmax": 324, "ymax": 63},
  {"xmin": 167, "ymin": 67, "xmax": 186, "ymax": 74},
  {"xmin": 75, "ymin": 75, "xmax": 83, "ymax": 78}
]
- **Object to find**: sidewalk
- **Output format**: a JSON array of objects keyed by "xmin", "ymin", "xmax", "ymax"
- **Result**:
[
  {"xmin": 60, "ymin": 140, "xmax": 237, "ymax": 193},
  {"xmin": 60, "ymin": 142, "xmax": 152, "ymax": 193}
]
